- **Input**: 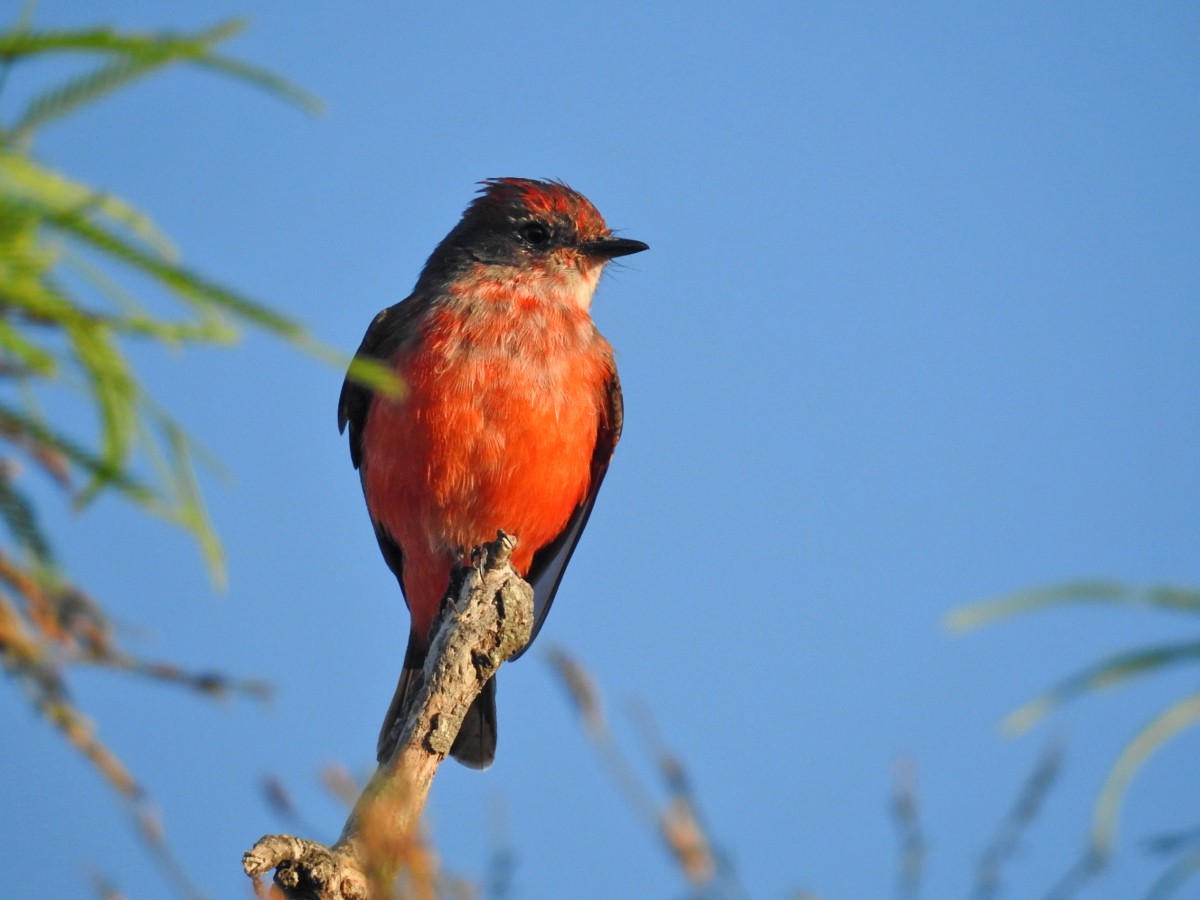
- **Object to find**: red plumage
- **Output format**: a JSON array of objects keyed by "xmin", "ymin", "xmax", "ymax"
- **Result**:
[{"xmin": 338, "ymin": 179, "xmax": 646, "ymax": 768}]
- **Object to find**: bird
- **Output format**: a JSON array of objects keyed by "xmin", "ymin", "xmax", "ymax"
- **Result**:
[{"xmin": 338, "ymin": 178, "xmax": 647, "ymax": 768}]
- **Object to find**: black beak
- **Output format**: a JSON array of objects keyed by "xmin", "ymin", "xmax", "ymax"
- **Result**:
[{"xmin": 578, "ymin": 236, "xmax": 649, "ymax": 259}]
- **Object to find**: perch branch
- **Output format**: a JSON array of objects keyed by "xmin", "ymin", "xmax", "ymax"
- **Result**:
[{"xmin": 243, "ymin": 531, "xmax": 534, "ymax": 899}]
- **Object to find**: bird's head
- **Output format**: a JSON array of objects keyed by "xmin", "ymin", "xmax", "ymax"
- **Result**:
[{"xmin": 417, "ymin": 178, "xmax": 647, "ymax": 310}]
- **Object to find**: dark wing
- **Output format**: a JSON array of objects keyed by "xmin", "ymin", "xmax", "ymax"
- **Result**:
[
  {"xmin": 512, "ymin": 371, "xmax": 623, "ymax": 659},
  {"xmin": 338, "ymin": 297, "xmax": 425, "ymax": 593},
  {"xmin": 337, "ymin": 296, "xmax": 424, "ymax": 470}
]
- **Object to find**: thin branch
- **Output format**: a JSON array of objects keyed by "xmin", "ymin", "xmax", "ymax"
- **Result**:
[
  {"xmin": 891, "ymin": 758, "xmax": 924, "ymax": 900},
  {"xmin": 1040, "ymin": 847, "xmax": 1104, "ymax": 900},
  {"xmin": 545, "ymin": 645, "xmax": 659, "ymax": 825},
  {"xmin": 483, "ymin": 796, "xmax": 515, "ymax": 900},
  {"xmin": 243, "ymin": 531, "xmax": 534, "ymax": 900},
  {"xmin": 973, "ymin": 738, "xmax": 1064, "ymax": 900},
  {"xmin": 546, "ymin": 649, "xmax": 735, "ymax": 896}
]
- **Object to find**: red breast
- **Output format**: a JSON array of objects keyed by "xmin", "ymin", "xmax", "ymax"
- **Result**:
[{"xmin": 361, "ymin": 285, "xmax": 615, "ymax": 643}]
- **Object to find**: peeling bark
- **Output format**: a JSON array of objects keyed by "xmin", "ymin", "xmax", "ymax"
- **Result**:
[{"xmin": 243, "ymin": 532, "xmax": 534, "ymax": 900}]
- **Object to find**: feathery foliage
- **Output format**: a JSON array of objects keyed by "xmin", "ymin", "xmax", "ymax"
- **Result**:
[
  {"xmin": 950, "ymin": 581, "xmax": 1200, "ymax": 895},
  {"xmin": 0, "ymin": 12, "xmax": 344, "ymax": 893}
]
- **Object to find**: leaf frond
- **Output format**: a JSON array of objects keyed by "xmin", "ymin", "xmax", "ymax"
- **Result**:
[
  {"xmin": 133, "ymin": 398, "xmax": 226, "ymax": 587},
  {"xmin": 0, "ymin": 318, "xmax": 57, "ymax": 375},
  {"xmin": 158, "ymin": 416, "xmax": 225, "ymax": 588},
  {"xmin": 0, "ymin": 400, "xmax": 153, "ymax": 503},
  {"xmin": 1002, "ymin": 640, "xmax": 1200, "ymax": 735},
  {"xmin": 42, "ymin": 208, "xmax": 304, "ymax": 337},
  {"xmin": 0, "ymin": 466, "xmax": 53, "ymax": 562},
  {"xmin": 0, "ymin": 20, "xmax": 244, "ymax": 61},
  {"xmin": 1146, "ymin": 844, "xmax": 1200, "ymax": 900},
  {"xmin": 946, "ymin": 581, "xmax": 1200, "ymax": 633},
  {"xmin": 1090, "ymin": 691, "xmax": 1200, "ymax": 857},
  {"xmin": 191, "ymin": 52, "xmax": 322, "ymax": 114},
  {"xmin": 61, "ymin": 316, "xmax": 138, "ymax": 503},
  {"xmin": 0, "ymin": 19, "xmax": 319, "ymax": 140},
  {"xmin": 14, "ymin": 53, "xmax": 184, "ymax": 141},
  {"xmin": 340, "ymin": 352, "xmax": 406, "ymax": 399},
  {"xmin": 0, "ymin": 149, "xmax": 177, "ymax": 260}
]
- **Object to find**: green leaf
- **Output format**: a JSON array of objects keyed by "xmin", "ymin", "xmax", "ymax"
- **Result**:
[
  {"xmin": 317, "ymin": 342, "xmax": 405, "ymax": 399},
  {"xmin": 7, "ymin": 21, "xmax": 244, "ymax": 140},
  {"xmin": 41, "ymin": 207, "xmax": 305, "ymax": 337},
  {"xmin": 189, "ymin": 52, "xmax": 323, "ymax": 114},
  {"xmin": 0, "ymin": 21, "xmax": 242, "ymax": 59},
  {"xmin": 0, "ymin": 194, "xmax": 56, "ymax": 284},
  {"xmin": 0, "ymin": 401, "xmax": 153, "ymax": 503},
  {"xmin": 13, "ymin": 54, "xmax": 187, "ymax": 142},
  {"xmin": 1002, "ymin": 641, "xmax": 1200, "ymax": 735},
  {"xmin": 0, "ymin": 468, "xmax": 53, "ymax": 562},
  {"xmin": 0, "ymin": 261, "xmax": 93, "ymax": 327},
  {"xmin": 0, "ymin": 149, "xmax": 177, "ymax": 260},
  {"xmin": 0, "ymin": 318, "xmax": 57, "ymax": 375},
  {"xmin": 1091, "ymin": 691, "xmax": 1200, "ymax": 857},
  {"xmin": 164, "ymin": 423, "xmax": 224, "ymax": 589},
  {"xmin": 946, "ymin": 582, "xmax": 1200, "ymax": 633},
  {"xmin": 61, "ymin": 316, "xmax": 138, "ymax": 503},
  {"xmin": 60, "ymin": 249, "xmax": 239, "ymax": 345},
  {"xmin": 140, "ymin": 408, "xmax": 225, "ymax": 588},
  {"xmin": 0, "ymin": 21, "xmax": 320, "ymax": 141}
]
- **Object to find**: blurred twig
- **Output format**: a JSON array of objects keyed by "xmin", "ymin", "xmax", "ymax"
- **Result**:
[
  {"xmin": 262, "ymin": 774, "xmax": 325, "ymax": 841},
  {"xmin": 484, "ymin": 795, "xmax": 515, "ymax": 900},
  {"xmin": 950, "ymin": 579, "xmax": 1200, "ymax": 895},
  {"xmin": 1146, "ymin": 844, "xmax": 1200, "ymax": 900},
  {"xmin": 973, "ymin": 738, "xmax": 1063, "ymax": 900},
  {"xmin": 630, "ymin": 699, "xmax": 736, "ymax": 893},
  {"xmin": 890, "ymin": 758, "xmax": 924, "ymax": 900},
  {"xmin": 545, "ymin": 645, "xmax": 658, "ymax": 824},
  {"xmin": 1041, "ymin": 847, "xmax": 1104, "ymax": 900},
  {"xmin": 547, "ymin": 645, "xmax": 750, "ymax": 899},
  {"xmin": 87, "ymin": 869, "xmax": 127, "ymax": 900},
  {"xmin": 0, "ymin": 11, "xmax": 332, "ymax": 898},
  {"xmin": 1146, "ymin": 824, "xmax": 1200, "ymax": 856}
]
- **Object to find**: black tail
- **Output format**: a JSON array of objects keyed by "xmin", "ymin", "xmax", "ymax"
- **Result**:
[
  {"xmin": 449, "ymin": 676, "xmax": 497, "ymax": 769},
  {"xmin": 376, "ymin": 632, "xmax": 498, "ymax": 769}
]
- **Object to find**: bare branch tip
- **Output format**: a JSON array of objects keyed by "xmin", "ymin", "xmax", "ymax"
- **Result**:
[{"xmin": 483, "ymin": 529, "xmax": 518, "ymax": 570}]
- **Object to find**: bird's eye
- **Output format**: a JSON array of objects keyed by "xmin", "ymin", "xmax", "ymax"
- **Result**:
[{"xmin": 517, "ymin": 222, "xmax": 551, "ymax": 246}]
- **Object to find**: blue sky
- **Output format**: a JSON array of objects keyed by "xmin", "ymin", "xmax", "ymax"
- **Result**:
[{"xmin": 2, "ymin": 3, "xmax": 1198, "ymax": 898}]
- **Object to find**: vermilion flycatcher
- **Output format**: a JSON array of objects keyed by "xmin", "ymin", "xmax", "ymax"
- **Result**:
[{"xmin": 338, "ymin": 179, "xmax": 647, "ymax": 768}]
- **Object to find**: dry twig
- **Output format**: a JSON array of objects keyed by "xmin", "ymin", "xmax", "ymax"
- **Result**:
[{"xmin": 243, "ymin": 531, "xmax": 534, "ymax": 900}]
